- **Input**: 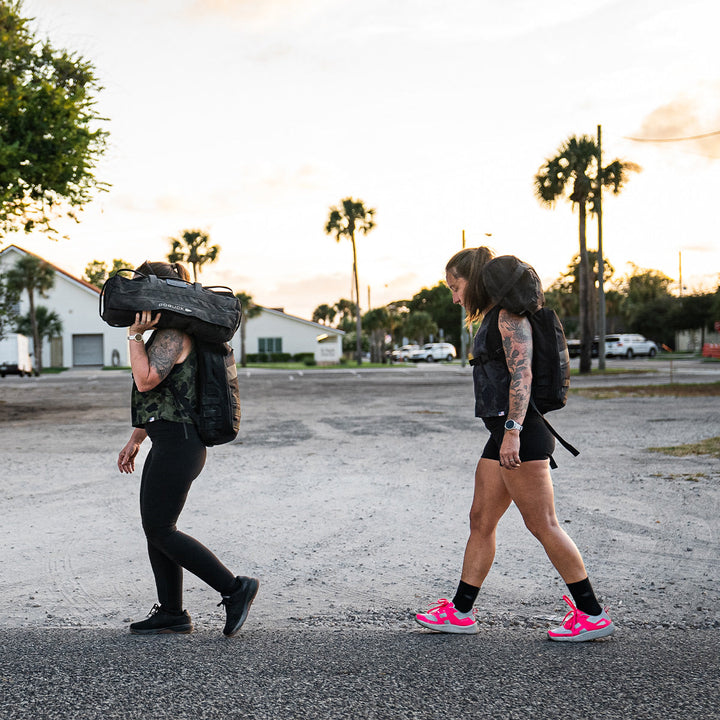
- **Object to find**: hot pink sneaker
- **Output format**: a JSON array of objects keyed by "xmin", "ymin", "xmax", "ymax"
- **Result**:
[
  {"xmin": 415, "ymin": 598, "xmax": 479, "ymax": 634},
  {"xmin": 547, "ymin": 595, "xmax": 615, "ymax": 642}
]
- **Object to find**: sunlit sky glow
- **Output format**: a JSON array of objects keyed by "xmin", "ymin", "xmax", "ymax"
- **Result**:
[{"xmin": 12, "ymin": 0, "xmax": 720, "ymax": 317}]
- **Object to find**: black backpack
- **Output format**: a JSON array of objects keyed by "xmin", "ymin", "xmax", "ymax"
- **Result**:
[
  {"xmin": 480, "ymin": 255, "xmax": 578, "ymax": 465},
  {"xmin": 170, "ymin": 340, "xmax": 241, "ymax": 446}
]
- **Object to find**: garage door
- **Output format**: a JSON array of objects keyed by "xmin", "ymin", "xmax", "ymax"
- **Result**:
[{"xmin": 72, "ymin": 334, "xmax": 104, "ymax": 366}]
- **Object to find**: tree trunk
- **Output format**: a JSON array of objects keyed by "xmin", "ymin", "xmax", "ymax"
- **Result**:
[
  {"xmin": 351, "ymin": 235, "xmax": 362, "ymax": 365},
  {"xmin": 28, "ymin": 289, "xmax": 41, "ymax": 374},
  {"xmin": 578, "ymin": 201, "xmax": 592, "ymax": 374}
]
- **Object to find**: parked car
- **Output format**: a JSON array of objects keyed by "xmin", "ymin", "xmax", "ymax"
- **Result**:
[
  {"xmin": 408, "ymin": 342, "xmax": 457, "ymax": 362},
  {"xmin": 605, "ymin": 334, "xmax": 658, "ymax": 358},
  {"xmin": 566, "ymin": 338, "xmax": 599, "ymax": 358},
  {"xmin": 389, "ymin": 344, "xmax": 420, "ymax": 362}
]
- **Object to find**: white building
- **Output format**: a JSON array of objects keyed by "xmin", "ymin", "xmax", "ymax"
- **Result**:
[
  {"xmin": 0, "ymin": 245, "xmax": 345, "ymax": 367},
  {"xmin": 0, "ymin": 244, "xmax": 127, "ymax": 368},
  {"xmin": 240, "ymin": 306, "xmax": 344, "ymax": 364}
]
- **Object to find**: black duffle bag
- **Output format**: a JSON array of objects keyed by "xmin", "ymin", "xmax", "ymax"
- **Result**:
[{"xmin": 99, "ymin": 269, "xmax": 242, "ymax": 344}]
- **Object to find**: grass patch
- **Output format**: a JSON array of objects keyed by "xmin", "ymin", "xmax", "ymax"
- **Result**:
[
  {"xmin": 570, "ymin": 367, "xmax": 657, "ymax": 377},
  {"xmin": 648, "ymin": 437, "xmax": 720, "ymax": 459},
  {"xmin": 241, "ymin": 362, "xmax": 407, "ymax": 370},
  {"xmin": 649, "ymin": 472, "xmax": 709, "ymax": 482},
  {"xmin": 572, "ymin": 381, "xmax": 720, "ymax": 399}
]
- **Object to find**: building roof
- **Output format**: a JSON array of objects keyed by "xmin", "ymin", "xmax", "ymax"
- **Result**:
[
  {"xmin": 0, "ymin": 244, "xmax": 100, "ymax": 295},
  {"xmin": 255, "ymin": 306, "xmax": 345, "ymax": 335}
]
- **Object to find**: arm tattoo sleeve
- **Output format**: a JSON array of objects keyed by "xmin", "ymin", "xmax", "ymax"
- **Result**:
[
  {"xmin": 147, "ymin": 329, "xmax": 185, "ymax": 381},
  {"xmin": 498, "ymin": 309, "xmax": 533, "ymax": 422}
]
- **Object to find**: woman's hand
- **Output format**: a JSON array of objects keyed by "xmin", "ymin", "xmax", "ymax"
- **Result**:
[
  {"xmin": 129, "ymin": 311, "xmax": 161, "ymax": 336},
  {"xmin": 499, "ymin": 431, "xmax": 521, "ymax": 470},
  {"xmin": 118, "ymin": 429, "xmax": 147, "ymax": 474}
]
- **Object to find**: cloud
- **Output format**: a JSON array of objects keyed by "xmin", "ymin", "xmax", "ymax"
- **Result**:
[
  {"xmin": 184, "ymin": 0, "xmax": 335, "ymax": 29},
  {"xmin": 634, "ymin": 91, "xmax": 720, "ymax": 159}
]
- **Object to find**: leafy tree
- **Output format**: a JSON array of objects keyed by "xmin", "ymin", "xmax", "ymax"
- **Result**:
[
  {"xmin": 5, "ymin": 254, "xmax": 55, "ymax": 372},
  {"xmin": 167, "ymin": 229, "xmax": 220, "ymax": 281},
  {"xmin": 0, "ymin": 273, "xmax": 20, "ymax": 340},
  {"xmin": 535, "ymin": 135, "xmax": 638, "ymax": 373},
  {"xmin": 0, "ymin": 0, "xmax": 108, "ymax": 237},
  {"xmin": 617, "ymin": 265, "xmax": 675, "ymax": 346},
  {"xmin": 235, "ymin": 291, "xmax": 263, "ymax": 367},
  {"xmin": 325, "ymin": 197, "xmax": 376, "ymax": 365},
  {"xmin": 544, "ymin": 251, "xmax": 617, "ymax": 335},
  {"xmin": 15, "ymin": 304, "xmax": 62, "ymax": 344},
  {"xmin": 673, "ymin": 292, "xmax": 716, "ymax": 347},
  {"xmin": 408, "ymin": 282, "xmax": 461, "ymax": 348},
  {"xmin": 84, "ymin": 258, "xmax": 133, "ymax": 288},
  {"xmin": 312, "ymin": 303, "xmax": 337, "ymax": 326},
  {"xmin": 363, "ymin": 307, "xmax": 390, "ymax": 362},
  {"xmin": 403, "ymin": 310, "xmax": 437, "ymax": 346}
]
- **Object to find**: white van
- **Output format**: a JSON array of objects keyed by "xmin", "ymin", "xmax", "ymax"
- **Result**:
[{"xmin": 0, "ymin": 333, "xmax": 34, "ymax": 377}]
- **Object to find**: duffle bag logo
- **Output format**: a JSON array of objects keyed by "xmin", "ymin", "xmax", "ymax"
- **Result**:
[{"xmin": 158, "ymin": 301, "xmax": 194, "ymax": 314}]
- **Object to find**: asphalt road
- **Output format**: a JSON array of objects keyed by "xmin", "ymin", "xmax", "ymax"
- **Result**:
[{"xmin": 1, "ymin": 626, "xmax": 718, "ymax": 720}]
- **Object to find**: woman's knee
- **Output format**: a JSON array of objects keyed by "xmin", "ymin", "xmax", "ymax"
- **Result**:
[
  {"xmin": 142, "ymin": 520, "xmax": 177, "ymax": 545},
  {"xmin": 468, "ymin": 506, "xmax": 500, "ymax": 537},
  {"xmin": 522, "ymin": 513, "xmax": 560, "ymax": 541}
]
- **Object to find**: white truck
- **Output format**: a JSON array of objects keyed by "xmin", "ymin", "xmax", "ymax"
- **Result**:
[{"xmin": 0, "ymin": 333, "xmax": 35, "ymax": 377}]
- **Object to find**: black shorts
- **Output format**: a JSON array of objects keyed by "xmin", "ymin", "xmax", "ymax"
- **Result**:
[{"xmin": 481, "ymin": 411, "xmax": 555, "ymax": 463}]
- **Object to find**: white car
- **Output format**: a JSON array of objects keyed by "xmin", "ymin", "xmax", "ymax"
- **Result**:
[
  {"xmin": 409, "ymin": 342, "xmax": 457, "ymax": 362},
  {"xmin": 605, "ymin": 334, "xmax": 658, "ymax": 359},
  {"xmin": 390, "ymin": 344, "xmax": 420, "ymax": 362}
]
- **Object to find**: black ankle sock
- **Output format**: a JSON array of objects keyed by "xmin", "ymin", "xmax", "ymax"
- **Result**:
[
  {"xmin": 567, "ymin": 577, "xmax": 602, "ymax": 616},
  {"xmin": 452, "ymin": 580, "xmax": 480, "ymax": 614}
]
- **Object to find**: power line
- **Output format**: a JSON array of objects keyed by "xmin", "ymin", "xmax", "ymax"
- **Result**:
[{"xmin": 625, "ymin": 129, "xmax": 720, "ymax": 143}]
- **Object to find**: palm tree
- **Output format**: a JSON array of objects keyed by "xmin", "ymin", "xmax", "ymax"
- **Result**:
[
  {"xmin": 167, "ymin": 229, "xmax": 220, "ymax": 281},
  {"xmin": 235, "ymin": 291, "xmax": 262, "ymax": 367},
  {"xmin": 15, "ymin": 306, "xmax": 63, "ymax": 364},
  {"xmin": 84, "ymin": 257, "xmax": 133, "ymax": 288},
  {"xmin": 312, "ymin": 303, "xmax": 337, "ymax": 326},
  {"xmin": 535, "ymin": 135, "xmax": 637, "ymax": 373},
  {"xmin": 325, "ymin": 198, "xmax": 376, "ymax": 364},
  {"xmin": 334, "ymin": 298, "xmax": 356, "ymax": 332},
  {"xmin": 6, "ymin": 255, "xmax": 55, "ymax": 373}
]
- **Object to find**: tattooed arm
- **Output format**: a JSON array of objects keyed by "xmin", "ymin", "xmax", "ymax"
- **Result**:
[
  {"xmin": 128, "ymin": 311, "xmax": 191, "ymax": 392},
  {"xmin": 497, "ymin": 308, "xmax": 533, "ymax": 469}
]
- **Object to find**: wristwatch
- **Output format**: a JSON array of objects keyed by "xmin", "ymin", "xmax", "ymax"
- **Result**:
[
  {"xmin": 504, "ymin": 419, "xmax": 523, "ymax": 432},
  {"xmin": 127, "ymin": 333, "xmax": 144, "ymax": 343}
]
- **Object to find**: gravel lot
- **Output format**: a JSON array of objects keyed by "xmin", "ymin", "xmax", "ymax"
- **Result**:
[{"xmin": 0, "ymin": 359, "xmax": 718, "ymax": 718}]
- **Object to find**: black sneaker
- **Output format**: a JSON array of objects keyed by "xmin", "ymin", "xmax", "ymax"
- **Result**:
[
  {"xmin": 218, "ymin": 576, "xmax": 260, "ymax": 637},
  {"xmin": 129, "ymin": 604, "xmax": 193, "ymax": 635}
]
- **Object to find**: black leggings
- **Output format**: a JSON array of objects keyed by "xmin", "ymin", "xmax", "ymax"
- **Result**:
[{"xmin": 140, "ymin": 420, "xmax": 235, "ymax": 612}]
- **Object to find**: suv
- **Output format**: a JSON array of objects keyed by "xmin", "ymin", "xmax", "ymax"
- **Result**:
[
  {"xmin": 605, "ymin": 334, "xmax": 658, "ymax": 359},
  {"xmin": 409, "ymin": 342, "xmax": 457, "ymax": 362},
  {"xmin": 389, "ymin": 344, "xmax": 419, "ymax": 362}
]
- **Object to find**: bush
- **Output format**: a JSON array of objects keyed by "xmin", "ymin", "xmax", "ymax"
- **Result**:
[{"xmin": 245, "ymin": 353, "xmax": 293, "ymax": 363}]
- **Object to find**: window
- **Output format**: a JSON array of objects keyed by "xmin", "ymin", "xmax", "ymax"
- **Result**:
[{"xmin": 258, "ymin": 337, "xmax": 282, "ymax": 354}]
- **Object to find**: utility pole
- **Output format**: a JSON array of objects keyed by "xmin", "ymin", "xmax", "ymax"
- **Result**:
[
  {"xmin": 460, "ymin": 229, "xmax": 468, "ymax": 367},
  {"xmin": 596, "ymin": 124, "xmax": 606, "ymax": 370}
]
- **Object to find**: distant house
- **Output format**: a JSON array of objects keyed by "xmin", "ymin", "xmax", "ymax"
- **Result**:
[
  {"xmin": 0, "ymin": 244, "xmax": 127, "ymax": 368},
  {"xmin": 240, "ymin": 307, "xmax": 344, "ymax": 364},
  {"xmin": 0, "ymin": 245, "xmax": 345, "ymax": 368}
]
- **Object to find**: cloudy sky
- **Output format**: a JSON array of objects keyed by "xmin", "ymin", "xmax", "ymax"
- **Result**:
[{"xmin": 14, "ymin": 0, "xmax": 720, "ymax": 318}]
